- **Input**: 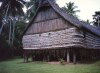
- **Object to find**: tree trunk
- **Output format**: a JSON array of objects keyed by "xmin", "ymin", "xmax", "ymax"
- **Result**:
[
  {"xmin": 0, "ymin": 24, "xmax": 4, "ymax": 35},
  {"xmin": 9, "ymin": 20, "xmax": 12, "ymax": 45}
]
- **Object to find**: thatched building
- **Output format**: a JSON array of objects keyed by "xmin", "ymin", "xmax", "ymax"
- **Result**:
[{"xmin": 22, "ymin": 0, "xmax": 100, "ymax": 63}]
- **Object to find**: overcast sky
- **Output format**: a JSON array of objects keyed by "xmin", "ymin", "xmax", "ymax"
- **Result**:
[
  {"xmin": 24, "ymin": 0, "xmax": 100, "ymax": 21},
  {"xmin": 56, "ymin": 0, "xmax": 100, "ymax": 21},
  {"xmin": 0, "ymin": 0, "xmax": 99, "ymax": 21}
]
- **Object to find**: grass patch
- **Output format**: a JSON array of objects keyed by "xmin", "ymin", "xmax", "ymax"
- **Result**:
[{"xmin": 0, "ymin": 59, "xmax": 100, "ymax": 73}]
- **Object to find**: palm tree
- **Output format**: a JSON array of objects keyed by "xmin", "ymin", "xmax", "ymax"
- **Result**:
[
  {"xmin": 25, "ymin": 0, "xmax": 39, "ymax": 20},
  {"xmin": 0, "ymin": 0, "xmax": 25, "ymax": 45},
  {"xmin": 93, "ymin": 11, "xmax": 100, "ymax": 27},
  {"xmin": 62, "ymin": 2, "xmax": 80, "ymax": 17}
]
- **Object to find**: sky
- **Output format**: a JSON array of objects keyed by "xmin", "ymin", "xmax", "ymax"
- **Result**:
[
  {"xmin": 24, "ymin": 0, "xmax": 100, "ymax": 21},
  {"xmin": 0, "ymin": 2, "xmax": 1, "ymax": 6},
  {"xmin": 56, "ymin": 0, "xmax": 100, "ymax": 21},
  {"xmin": 0, "ymin": 0, "xmax": 99, "ymax": 21}
]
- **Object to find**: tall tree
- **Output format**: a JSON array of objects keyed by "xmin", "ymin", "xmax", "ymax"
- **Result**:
[
  {"xmin": 0, "ymin": 0, "xmax": 25, "ymax": 34},
  {"xmin": 25, "ymin": 0, "xmax": 39, "ymax": 21},
  {"xmin": 93, "ymin": 11, "xmax": 100, "ymax": 27},
  {"xmin": 0, "ymin": 0, "xmax": 25, "ymax": 45},
  {"xmin": 25, "ymin": 0, "xmax": 35, "ymax": 20},
  {"xmin": 62, "ymin": 2, "xmax": 80, "ymax": 17}
]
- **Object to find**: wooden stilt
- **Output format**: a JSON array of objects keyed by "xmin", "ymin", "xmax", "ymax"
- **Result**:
[
  {"xmin": 47, "ymin": 55, "xmax": 49, "ymax": 62},
  {"xmin": 67, "ymin": 49, "xmax": 70, "ymax": 63},
  {"xmin": 73, "ymin": 50, "xmax": 76, "ymax": 64},
  {"xmin": 47, "ymin": 50, "xmax": 50, "ymax": 61},
  {"xmin": 23, "ymin": 50, "xmax": 29, "ymax": 63},
  {"xmin": 32, "ymin": 51, "xmax": 35, "ymax": 61},
  {"xmin": 64, "ymin": 49, "xmax": 66, "ymax": 60}
]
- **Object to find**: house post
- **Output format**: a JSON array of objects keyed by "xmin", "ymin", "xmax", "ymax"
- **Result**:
[
  {"xmin": 23, "ymin": 50, "xmax": 29, "ymax": 63},
  {"xmin": 73, "ymin": 49, "xmax": 76, "ymax": 64},
  {"xmin": 67, "ymin": 49, "xmax": 70, "ymax": 63}
]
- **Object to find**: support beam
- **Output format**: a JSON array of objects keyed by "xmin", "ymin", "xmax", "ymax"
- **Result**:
[{"xmin": 67, "ymin": 49, "xmax": 70, "ymax": 63}]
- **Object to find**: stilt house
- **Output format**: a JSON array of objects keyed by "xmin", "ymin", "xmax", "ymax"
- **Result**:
[{"xmin": 22, "ymin": 0, "xmax": 100, "ymax": 63}]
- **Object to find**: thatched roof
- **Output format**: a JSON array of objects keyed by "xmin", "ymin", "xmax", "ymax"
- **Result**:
[{"xmin": 23, "ymin": 0, "xmax": 100, "ymax": 37}]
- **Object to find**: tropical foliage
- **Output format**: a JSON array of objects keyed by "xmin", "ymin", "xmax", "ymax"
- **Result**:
[
  {"xmin": 62, "ymin": 2, "xmax": 80, "ymax": 17},
  {"xmin": 0, "ymin": 0, "xmax": 25, "ymax": 44},
  {"xmin": 93, "ymin": 11, "xmax": 100, "ymax": 27},
  {"xmin": 25, "ymin": 0, "xmax": 39, "ymax": 20},
  {"xmin": 0, "ymin": 0, "xmax": 26, "ymax": 60}
]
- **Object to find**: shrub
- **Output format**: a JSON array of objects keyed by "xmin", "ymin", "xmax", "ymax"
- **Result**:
[{"xmin": 59, "ymin": 58, "xmax": 66, "ymax": 65}]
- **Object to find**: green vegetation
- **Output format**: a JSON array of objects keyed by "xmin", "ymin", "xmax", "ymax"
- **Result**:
[
  {"xmin": 93, "ymin": 11, "xmax": 100, "ymax": 27},
  {"xmin": 0, "ymin": 59, "xmax": 100, "ymax": 73},
  {"xmin": 59, "ymin": 58, "xmax": 66, "ymax": 65},
  {"xmin": 62, "ymin": 2, "xmax": 80, "ymax": 17}
]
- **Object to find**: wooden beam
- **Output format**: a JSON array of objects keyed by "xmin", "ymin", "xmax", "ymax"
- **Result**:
[{"xmin": 34, "ymin": 17, "xmax": 62, "ymax": 23}]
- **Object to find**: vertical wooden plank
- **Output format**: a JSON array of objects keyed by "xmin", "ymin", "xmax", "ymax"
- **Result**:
[
  {"xmin": 52, "ymin": 19, "xmax": 56, "ymax": 30},
  {"xmin": 42, "ymin": 10, "xmax": 46, "ymax": 21},
  {"xmin": 38, "ymin": 22, "xmax": 41, "ymax": 33},
  {"xmin": 32, "ymin": 23, "xmax": 36, "ymax": 33},
  {"xmin": 45, "ymin": 7, "xmax": 50, "ymax": 20},
  {"xmin": 49, "ymin": 8, "xmax": 53, "ymax": 19},
  {"xmin": 35, "ymin": 23, "xmax": 38, "ymax": 33},
  {"xmin": 55, "ymin": 19, "xmax": 58, "ymax": 29},
  {"xmin": 47, "ymin": 20, "xmax": 50, "ymax": 31},
  {"xmin": 33, "ymin": 23, "xmax": 37, "ymax": 33},
  {"xmin": 35, "ymin": 11, "xmax": 41, "ymax": 22},
  {"xmin": 41, "ymin": 22, "xmax": 43, "ymax": 33},
  {"xmin": 49, "ymin": 20, "xmax": 52, "ymax": 31}
]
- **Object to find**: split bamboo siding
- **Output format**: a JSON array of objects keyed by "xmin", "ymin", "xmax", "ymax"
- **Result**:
[
  {"xmin": 23, "ymin": 27, "xmax": 85, "ymax": 49},
  {"xmin": 85, "ymin": 32, "xmax": 100, "ymax": 49}
]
